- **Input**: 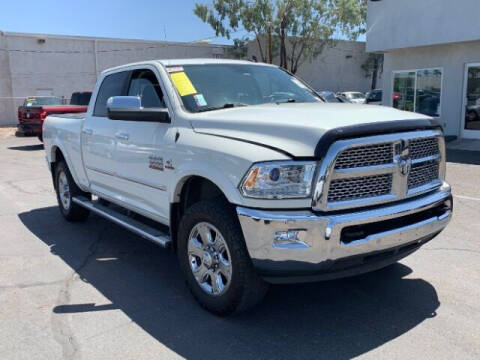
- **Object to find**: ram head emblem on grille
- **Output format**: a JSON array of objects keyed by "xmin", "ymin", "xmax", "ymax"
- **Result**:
[{"xmin": 395, "ymin": 139, "xmax": 412, "ymax": 177}]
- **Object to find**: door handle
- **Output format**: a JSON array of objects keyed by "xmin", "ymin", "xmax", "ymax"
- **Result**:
[
  {"xmin": 82, "ymin": 128, "xmax": 93, "ymax": 135},
  {"xmin": 115, "ymin": 132, "xmax": 130, "ymax": 140}
]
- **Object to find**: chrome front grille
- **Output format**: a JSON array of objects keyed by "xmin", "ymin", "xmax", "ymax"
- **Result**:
[
  {"xmin": 328, "ymin": 174, "xmax": 392, "ymax": 202},
  {"xmin": 408, "ymin": 160, "xmax": 440, "ymax": 189},
  {"xmin": 334, "ymin": 143, "xmax": 393, "ymax": 169},
  {"xmin": 312, "ymin": 130, "xmax": 446, "ymax": 211},
  {"xmin": 410, "ymin": 137, "xmax": 439, "ymax": 159}
]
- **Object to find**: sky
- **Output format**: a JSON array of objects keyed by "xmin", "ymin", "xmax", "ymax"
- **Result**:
[
  {"xmin": 0, "ymin": 0, "xmax": 241, "ymax": 45},
  {"xmin": 0, "ymin": 0, "xmax": 363, "ymax": 45}
]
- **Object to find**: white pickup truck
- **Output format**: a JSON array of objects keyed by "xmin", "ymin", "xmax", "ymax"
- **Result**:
[{"xmin": 43, "ymin": 59, "xmax": 452, "ymax": 315}]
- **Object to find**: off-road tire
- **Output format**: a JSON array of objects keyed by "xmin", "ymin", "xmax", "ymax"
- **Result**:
[
  {"xmin": 54, "ymin": 161, "xmax": 90, "ymax": 222},
  {"xmin": 177, "ymin": 200, "xmax": 269, "ymax": 316}
]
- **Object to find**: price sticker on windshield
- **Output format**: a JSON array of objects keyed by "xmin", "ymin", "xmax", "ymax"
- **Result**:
[
  {"xmin": 170, "ymin": 72, "xmax": 197, "ymax": 97},
  {"xmin": 166, "ymin": 66, "xmax": 184, "ymax": 73}
]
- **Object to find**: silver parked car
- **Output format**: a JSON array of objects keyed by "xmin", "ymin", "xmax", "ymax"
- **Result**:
[
  {"xmin": 337, "ymin": 91, "xmax": 366, "ymax": 104},
  {"xmin": 318, "ymin": 91, "xmax": 351, "ymax": 103}
]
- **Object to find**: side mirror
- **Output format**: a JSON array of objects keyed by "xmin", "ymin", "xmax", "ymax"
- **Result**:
[{"xmin": 107, "ymin": 96, "xmax": 170, "ymax": 123}]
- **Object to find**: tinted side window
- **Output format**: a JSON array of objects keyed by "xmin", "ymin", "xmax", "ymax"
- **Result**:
[
  {"xmin": 93, "ymin": 71, "xmax": 129, "ymax": 117},
  {"xmin": 128, "ymin": 69, "xmax": 165, "ymax": 108}
]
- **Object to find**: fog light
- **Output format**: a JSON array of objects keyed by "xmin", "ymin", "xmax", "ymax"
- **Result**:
[
  {"xmin": 444, "ymin": 197, "xmax": 453, "ymax": 212},
  {"xmin": 273, "ymin": 230, "xmax": 310, "ymax": 249}
]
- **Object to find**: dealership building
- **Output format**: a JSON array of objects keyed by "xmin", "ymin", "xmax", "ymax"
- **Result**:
[{"xmin": 367, "ymin": 0, "xmax": 480, "ymax": 140}]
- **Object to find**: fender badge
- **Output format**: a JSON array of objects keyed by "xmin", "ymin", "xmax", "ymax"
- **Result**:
[
  {"xmin": 149, "ymin": 155, "xmax": 164, "ymax": 171},
  {"xmin": 165, "ymin": 159, "xmax": 175, "ymax": 170}
]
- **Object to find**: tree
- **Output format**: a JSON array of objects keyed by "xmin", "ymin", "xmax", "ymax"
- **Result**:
[
  {"xmin": 331, "ymin": 0, "xmax": 383, "ymax": 89},
  {"xmin": 277, "ymin": 0, "xmax": 335, "ymax": 74},
  {"xmin": 195, "ymin": 0, "xmax": 338, "ymax": 73},
  {"xmin": 227, "ymin": 37, "xmax": 250, "ymax": 59},
  {"xmin": 194, "ymin": 0, "xmax": 370, "ymax": 74},
  {"xmin": 362, "ymin": 53, "xmax": 383, "ymax": 90},
  {"xmin": 330, "ymin": 0, "xmax": 367, "ymax": 40},
  {"xmin": 194, "ymin": 0, "xmax": 273, "ymax": 63},
  {"xmin": 331, "ymin": 0, "xmax": 382, "ymax": 90}
]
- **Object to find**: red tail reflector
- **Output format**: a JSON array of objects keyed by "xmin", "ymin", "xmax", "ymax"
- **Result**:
[{"xmin": 40, "ymin": 111, "xmax": 48, "ymax": 121}]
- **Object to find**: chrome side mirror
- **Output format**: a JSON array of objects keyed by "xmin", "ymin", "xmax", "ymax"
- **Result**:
[{"xmin": 107, "ymin": 96, "xmax": 170, "ymax": 123}]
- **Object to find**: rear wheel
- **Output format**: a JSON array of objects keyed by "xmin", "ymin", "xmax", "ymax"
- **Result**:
[
  {"xmin": 54, "ymin": 161, "xmax": 90, "ymax": 222},
  {"xmin": 177, "ymin": 200, "xmax": 268, "ymax": 316}
]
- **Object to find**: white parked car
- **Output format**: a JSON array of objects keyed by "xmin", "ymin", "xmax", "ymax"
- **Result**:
[
  {"xmin": 43, "ymin": 59, "xmax": 452, "ymax": 315},
  {"xmin": 337, "ymin": 91, "xmax": 367, "ymax": 104}
]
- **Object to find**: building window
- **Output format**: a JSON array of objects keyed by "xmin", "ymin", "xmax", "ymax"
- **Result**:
[{"xmin": 393, "ymin": 68, "xmax": 442, "ymax": 117}]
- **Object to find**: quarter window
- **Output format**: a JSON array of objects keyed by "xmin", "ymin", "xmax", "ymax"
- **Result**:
[
  {"xmin": 93, "ymin": 71, "xmax": 129, "ymax": 117},
  {"xmin": 393, "ymin": 68, "xmax": 442, "ymax": 117}
]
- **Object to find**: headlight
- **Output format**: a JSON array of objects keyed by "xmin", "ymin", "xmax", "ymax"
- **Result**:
[{"xmin": 239, "ymin": 161, "xmax": 317, "ymax": 199}]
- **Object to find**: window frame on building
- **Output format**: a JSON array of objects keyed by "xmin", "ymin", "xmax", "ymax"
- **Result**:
[{"xmin": 391, "ymin": 67, "xmax": 444, "ymax": 118}]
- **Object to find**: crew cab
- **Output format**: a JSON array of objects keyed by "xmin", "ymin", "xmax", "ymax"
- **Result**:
[
  {"xmin": 43, "ymin": 59, "xmax": 452, "ymax": 315},
  {"xmin": 18, "ymin": 94, "xmax": 90, "ymax": 141}
]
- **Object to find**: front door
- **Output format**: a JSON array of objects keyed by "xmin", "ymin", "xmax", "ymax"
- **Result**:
[
  {"xmin": 462, "ymin": 63, "xmax": 480, "ymax": 139},
  {"xmin": 112, "ymin": 67, "xmax": 174, "ymax": 223}
]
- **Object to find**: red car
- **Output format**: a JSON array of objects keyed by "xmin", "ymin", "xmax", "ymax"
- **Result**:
[{"xmin": 17, "ymin": 93, "xmax": 91, "ymax": 141}]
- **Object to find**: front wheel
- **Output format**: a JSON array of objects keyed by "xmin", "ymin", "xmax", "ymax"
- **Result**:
[{"xmin": 177, "ymin": 200, "xmax": 268, "ymax": 316}]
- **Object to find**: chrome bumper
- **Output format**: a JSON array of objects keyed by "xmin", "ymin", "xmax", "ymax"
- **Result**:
[{"xmin": 237, "ymin": 183, "xmax": 452, "ymax": 283}]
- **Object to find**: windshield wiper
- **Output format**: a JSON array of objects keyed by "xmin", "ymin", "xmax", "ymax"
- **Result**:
[
  {"xmin": 196, "ymin": 103, "xmax": 247, "ymax": 112},
  {"xmin": 276, "ymin": 98, "xmax": 297, "ymax": 104}
]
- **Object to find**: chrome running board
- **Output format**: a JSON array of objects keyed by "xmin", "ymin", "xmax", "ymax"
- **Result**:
[{"xmin": 72, "ymin": 196, "xmax": 171, "ymax": 248}]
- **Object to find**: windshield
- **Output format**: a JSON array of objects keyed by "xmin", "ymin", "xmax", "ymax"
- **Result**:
[
  {"xmin": 348, "ymin": 92, "xmax": 365, "ymax": 99},
  {"xmin": 24, "ymin": 97, "xmax": 62, "ymax": 107},
  {"xmin": 167, "ymin": 64, "xmax": 321, "ymax": 113}
]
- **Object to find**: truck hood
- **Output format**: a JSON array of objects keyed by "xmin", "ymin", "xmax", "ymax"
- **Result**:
[{"xmin": 190, "ymin": 103, "xmax": 439, "ymax": 158}]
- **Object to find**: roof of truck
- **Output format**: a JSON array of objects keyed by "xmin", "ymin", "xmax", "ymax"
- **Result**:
[{"xmin": 103, "ymin": 58, "xmax": 275, "ymax": 74}]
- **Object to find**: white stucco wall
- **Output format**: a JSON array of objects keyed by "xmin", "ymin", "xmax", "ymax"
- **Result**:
[
  {"xmin": 382, "ymin": 41, "xmax": 480, "ymax": 137},
  {"xmin": 0, "ymin": 32, "xmax": 228, "ymax": 126},
  {"xmin": 367, "ymin": 0, "xmax": 480, "ymax": 52},
  {"xmin": 0, "ymin": 32, "xmax": 14, "ymax": 126}
]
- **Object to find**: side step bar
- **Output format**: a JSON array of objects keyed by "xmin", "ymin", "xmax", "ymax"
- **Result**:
[{"xmin": 72, "ymin": 196, "xmax": 171, "ymax": 248}]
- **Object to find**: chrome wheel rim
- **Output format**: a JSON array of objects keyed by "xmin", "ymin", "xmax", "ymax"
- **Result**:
[
  {"xmin": 188, "ymin": 222, "xmax": 232, "ymax": 296},
  {"xmin": 58, "ymin": 171, "xmax": 71, "ymax": 210}
]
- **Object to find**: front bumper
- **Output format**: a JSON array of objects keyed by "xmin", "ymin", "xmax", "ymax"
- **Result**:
[{"xmin": 237, "ymin": 183, "xmax": 452, "ymax": 283}]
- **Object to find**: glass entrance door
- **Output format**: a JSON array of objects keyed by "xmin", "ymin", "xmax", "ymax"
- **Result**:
[{"xmin": 463, "ymin": 64, "xmax": 480, "ymax": 138}]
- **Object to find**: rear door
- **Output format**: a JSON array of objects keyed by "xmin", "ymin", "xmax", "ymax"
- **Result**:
[
  {"xmin": 112, "ymin": 67, "xmax": 175, "ymax": 222},
  {"xmin": 81, "ymin": 70, "xmax": 130, "ymax": 198}
]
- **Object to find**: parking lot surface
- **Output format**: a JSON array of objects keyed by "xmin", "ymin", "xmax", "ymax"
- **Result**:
[{"xmin": 0, "ymin": 135, "xmax": 479, "ymax": 360}]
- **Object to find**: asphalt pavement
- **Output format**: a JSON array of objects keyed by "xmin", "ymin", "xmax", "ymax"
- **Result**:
[{"xmin": 0, "ymin": 135, "xmax": 479, "ymax": 359}]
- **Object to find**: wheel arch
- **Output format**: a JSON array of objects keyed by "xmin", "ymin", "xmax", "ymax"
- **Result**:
[
  {"xmin": 49, "ymin": 144, "xmax": 83, "ymax": 191},
  {"xmin": 170, "ymin": 174, "xmax": 238, "ymax": 252}
]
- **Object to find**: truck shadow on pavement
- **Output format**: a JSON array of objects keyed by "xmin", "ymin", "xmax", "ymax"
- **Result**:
[
  {"xmin": 8, "ymin": 144, "xmax": 44, "ymax": 151},
  {"xmin": 446, "ymin": 149, "xmax": 480, "ymax": 165},
  {"xmin": 19, "ymin": 206, "xmax": 440, "ymax": 360}
]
